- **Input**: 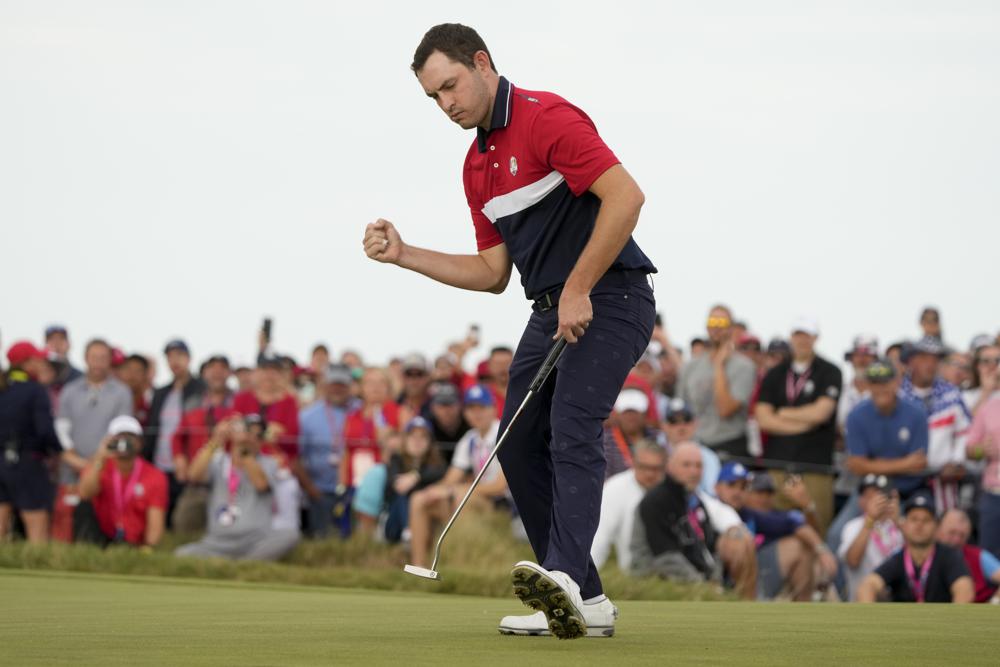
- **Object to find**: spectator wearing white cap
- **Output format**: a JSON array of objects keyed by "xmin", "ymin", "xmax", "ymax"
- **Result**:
[
  {"xmin": 78, "ymin": 416, "xmax": 168, "ymax": 547},
  {"xmin": 602, "ymin": 387, "xmax": 666, "ymax": 479},
  {"xmin": 834, "ymin": 335, "xmax": 879, "ymax": 513},
  {"xmin": 677, "ymin": 305, "xmax": 757, "ymax": 458},
  {"xmin": 754, "ymin": 316, "xmax": 842, "ymax": 534},
  {"xmin": 837, "ymin": 474, "xmax": 903, "ymax": 601}
]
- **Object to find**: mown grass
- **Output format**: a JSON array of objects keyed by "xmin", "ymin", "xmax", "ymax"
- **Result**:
[{"xmin": 0, "ymin": 512, "xmax": 729, "ymax": 601}]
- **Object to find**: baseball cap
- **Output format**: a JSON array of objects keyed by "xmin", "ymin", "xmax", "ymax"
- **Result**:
[
  {"xmin": 903, "ymin": 336, "xmax": 947, "ymax": 362},
  {"xmin": 718, "ymin": 462, "xmax": 750, "ymax": 484},
  {"xmin": 902, "ymin": 492, "xmax": 936, "ymax": 518},
  {"xmin": 405, "ymin": 416, "xmax": 433, "ymax": 433},
  {"xmin": 6, "ymin": 341, "xmax": 46, "ymax": 367},
  {"xmin": 748, "ymin": 472, "xmax": 776, "ymax": 493},
  {"xmin": 464, "ymin": 384, "xmax": 495, "ymax": 407},
  {"xmin": 736, "ymin": 334, "xmax": 761, "ymax": 351},
  {"xmin": 845, "ymin": 334, "xmax": 879, "ymax": 361},
  {"xmin": 163, "ymin": 339, "xmax": 190, "ymax": 356},
  {"xmin": 429, "ymin": 381, "xmax": 460, "ymax": 406},
  {"xmin": 970, "ymin": 334, "xmax": 995, "ymax": 353},
  {"xmin": 614, "ymin": 388, "xmax": 649, "ymax": 414},
  {"xmin": 402, "ymin": 352, "xmax": 429, "ymax": 374},
  {"xmin": 324, "ymin": 363, "xmax": 353, "ymax": 385},
  {"xmin": 858, "ymin": 473, "xmax": 890, "ymax": 493},
  {"xmin": 111, "ymin": 347, "xmax": 127, "ymax": 367},
  {"xmin": 257, "ymin": 354, "xmax": 283, "ymax": 369},
  {"xmin": 44, "ymin": 324, "xmax": 68, "ymax": 339},
  {"xmin": 864, "ymin": 360, "xmax": 897, "ymax": 384},
  {"xmin": 790, "ymin": 315, "xmax": 819, "ymax": 337},
  {"xmin": 107, "ymin": 415, "xmax": 143, "ymax": 437},
  {"xmin": 202, "ymin": 354, "xmax": 231, "ymax": 368},
  {"xmin": 767, "ymin": 338, "xmax": 790, "ymax": 354},
  {"xmin": 665, "ymin": 397, "xmax": 693, "ymax": 423}
]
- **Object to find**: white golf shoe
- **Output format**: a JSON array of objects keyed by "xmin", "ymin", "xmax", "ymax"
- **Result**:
[
  {"xmin": 509, "ymin": 561, "xmax": 595, "ymax": 640},
  {"xmin": 498, "ymin": 596, "xmax": 618, "ymax": 637}
]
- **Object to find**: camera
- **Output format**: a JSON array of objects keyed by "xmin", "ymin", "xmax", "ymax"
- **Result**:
[{"xmin": 110, "ymin": 437, "xmax": 134, "ymax": 456}]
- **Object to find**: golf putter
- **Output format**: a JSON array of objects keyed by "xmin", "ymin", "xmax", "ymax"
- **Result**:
[{"xmin": 404, "ymin": 336, "xmax": 568, "ymax": 581}]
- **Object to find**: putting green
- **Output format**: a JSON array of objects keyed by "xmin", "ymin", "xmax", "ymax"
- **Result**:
[{"xmin": 2, "ymin": 569, "xmax": 998, "ymax": 665}]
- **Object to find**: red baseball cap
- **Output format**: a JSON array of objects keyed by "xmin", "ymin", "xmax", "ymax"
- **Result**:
[
  {"xmin": 111, "ymin": 347, "xmax": 127, "ymax": 367},
  {"xmin": 6, "ymin": 341, "xmax": 46, "ymax": 367}
]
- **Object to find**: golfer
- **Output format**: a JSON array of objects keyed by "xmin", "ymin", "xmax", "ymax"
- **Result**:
[{"xmin": 363, "ymin": 23, "xmax": 656, "ymax": 640}]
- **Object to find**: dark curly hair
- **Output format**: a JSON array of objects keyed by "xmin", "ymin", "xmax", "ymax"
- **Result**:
[{"xmin": 411, "ymin": 23, "xmax": 497, "ymax": 74}]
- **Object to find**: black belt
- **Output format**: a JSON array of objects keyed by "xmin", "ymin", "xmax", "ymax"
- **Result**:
[{"xmin": 531, "ymin": 269, "xmax": 650, "ymax": 314}]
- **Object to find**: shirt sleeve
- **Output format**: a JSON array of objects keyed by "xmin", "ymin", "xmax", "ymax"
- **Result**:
[
  {"xmin": 463, "ymin": 162, "xmax": 504, "ymax": 251},
  {"xmin": 756, "ymin": 366, "xmax": 783, "ymax": 408},
  {"xmin": 816, "ymin": 364, "xmax": 843, "ymax": 403},
  {"xmin": 845, "ymin": 408, "xmax": 870, "ymax": 457},
  {"xmin": 837, "ymin": 518, "xmax": 864, "ymax": 562},
  {"xmin": 149, "ymin": 470, "xmax": 169, "ymax": 510},
  {"xmin": 529, "ymin": 101, "xmax": 620, "ymax": 196},
  {"xmin": 941, "ymin": 547, "xmax": 971, "ymax": 589},
  {"xmin": 727, "ymin": 359, "xmax": 756, "ymax": 404},
  {"xmin": 450, "ymin": 432, "xmax": 473, "ymax": 473}
]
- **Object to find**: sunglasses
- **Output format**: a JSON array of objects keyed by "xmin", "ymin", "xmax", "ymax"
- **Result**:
[
  {"xmin": 666, "ymin": 415, "xmax": 694, "ymax": 425},
  {"xmin": 404, "ymin": 370, "xmax": 427, "ymax": 378},
  {"xmin": 866, "ymin": 364, "xmax": 895, "ymax": 379},
  {"xmin": 706, "ymin": 317, "xmax": 731, "ymax": 329}
]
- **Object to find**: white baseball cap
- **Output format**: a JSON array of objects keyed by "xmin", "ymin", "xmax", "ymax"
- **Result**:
[
  {"xmin": 614, "ymin": 388, "xmax": 649, "ymax": 414},
  {"xmin": 790, "ymin": 315, "xmax": 820, "ymax": 337},
  {"xmin": 107, "ymin": 415, "xmax": 143, "ymax": 437}
]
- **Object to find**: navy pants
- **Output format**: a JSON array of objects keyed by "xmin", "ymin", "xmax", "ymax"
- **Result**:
[{"xmin": 497, "ymin": 272, "xmax": 655, "ymax": 600}]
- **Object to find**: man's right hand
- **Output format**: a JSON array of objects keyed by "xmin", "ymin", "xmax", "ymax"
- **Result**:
[
  {"xmin": 866, "ymin": 493, "xmax": 889, "ymax": 521},
  {"xmin": 903, "ymin": 450, "xmax": 928, "ymax": 472},
  {"xmin": 363, "ymin": 219, "xmax": 403, "ymax": 264}
]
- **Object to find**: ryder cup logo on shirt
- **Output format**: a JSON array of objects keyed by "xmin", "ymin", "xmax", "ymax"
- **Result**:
[
  {"xmin": 804, "ymin": 380, "xmax": 815, "ymax": 396},
  {"xmin": 509, "ymin": 156, "xmax": 518, "ymax": 176},
  {"xmin": 826, "ymin": 385, "xmax": 840, "ymax": 398},
  {"xmin": 134, "ymin": 484, "xmax": 145, "ymax": 497},
  {"xmin": 899, "ymin": 427, "xmax": 910, "ymax": 442}
]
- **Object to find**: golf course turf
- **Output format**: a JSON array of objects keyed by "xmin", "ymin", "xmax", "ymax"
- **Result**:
[{"xmin": 3, "ymin": 569, "xmax": 998, "ymax": 665}]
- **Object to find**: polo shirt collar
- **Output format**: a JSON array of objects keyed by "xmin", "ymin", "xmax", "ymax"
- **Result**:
[{"xmin": 477, "ymin": 76, "xmax": 513, "ymax": 153}]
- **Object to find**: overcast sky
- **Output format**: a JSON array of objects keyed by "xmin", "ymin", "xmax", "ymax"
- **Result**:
[{"xmin": 3, "ymin": 1, "xmax": 998, "ymax": 381}]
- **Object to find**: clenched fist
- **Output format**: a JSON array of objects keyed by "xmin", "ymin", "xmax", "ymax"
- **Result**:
[{"xmin": 363, "ymin": 219, "xmax": 404, "ymax": 264}]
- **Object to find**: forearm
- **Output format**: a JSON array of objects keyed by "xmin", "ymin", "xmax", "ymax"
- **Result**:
[
  {"xmin": 61, "ymin": 449, "xmax": 89, "ymax": 473},
  {"xmin": 144, "ymin": 509, "xmax": 165, "ymax": 546},
  {"xmin": 845, "ymin": 526, "xmax": 872, "ymax": 569},
  {"xmin": 857, "ymin": 575, "xmax": 884, "ymax": 603},
  {"xmin": 78, "ymin": 461, "xmax": 103, "ymax": 499},
  {"xmin": 398, "ymin": 245, "xmax": 509, "ymax": 293},
  {"xmin": 712, "ymin": 366, "xmax": 742, "ymax": 418},
  {"xmin": 780, "ymin": 402, "xmax": 831, "ymax": 426},
  {"xmin": 794, "ymin": 525, "xmax": 824, "ymax": 552},
  {"xmin": 847, "ymin": 455, "xmax": 923, "ymax": 476},
  {"xmin": 755, "ymin": 408, "xmax": 809, "ymax": 435},
  {"xmin": 188, "ymin": 444, "xmax": 216, "ymax": 483},
  {"xmin": 242, "ymin": 457, "xmax": 270, "ymax": 492}
]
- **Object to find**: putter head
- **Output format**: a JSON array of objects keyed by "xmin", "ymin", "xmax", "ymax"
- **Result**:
[{"xmin": 403, "ymin": 564, "xmax": 441, "ymax": 581}]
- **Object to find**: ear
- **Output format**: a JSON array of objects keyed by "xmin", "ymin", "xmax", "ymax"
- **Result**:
[{"xmin": 473, "ymin": 50, "xmax": 492, "ymax": 74}]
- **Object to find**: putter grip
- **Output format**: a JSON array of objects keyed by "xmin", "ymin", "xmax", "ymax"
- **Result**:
[{"xmin": 528, "ymin": 337, "xmax": 567, "ymax": 393}]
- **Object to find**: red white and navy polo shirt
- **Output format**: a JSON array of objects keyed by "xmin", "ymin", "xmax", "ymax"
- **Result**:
[{"xmin": 463, "ymin": 77, "xmax": 657, "ymax": 300}]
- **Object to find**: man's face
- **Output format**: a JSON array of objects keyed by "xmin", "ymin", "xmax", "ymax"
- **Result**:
[
  {"xmin": 908, "ymin": 353, "xmax": 939, "ymax": 387},
  {"xmin": 109, "ymin": 433, "xmax": 142, "ymax": 460},
  {"xmin": 617, "ymin": 409, "xmax": 645, "ymax": 436},
  {"xmin": 416, "ymin": 50, "xmax": 493, "ymax": 130},
  {"xmin": 902, "ymin": 509, "xmax": 938, "ymax": 548},
  {"xmin": 46, "ymin": 332, "xmax": 69, "ymax": 357},
  {"xmin": 254, "ymin": 367, "xmax": 282, "ymax": 394},
  {"xmin": 941, "ymin": 353, "xmax": 971, "ymax": 388},
  {"xmin": 166, "ymin": 350, "xmax": 189, "ymax": 378},
  {"xmin": 402, "ymin": 368, "xmax": 429, "ymax": 398},
  {"xmin": 715, "ymin": 479, "xmax": 747, "ymax": 509},
  {"xmin": 360, "ymin": 370, "xmax": 390, "ymax": 405},
  {"xmin": 324, "ymin": 380, "xmax": 351, "ymax": 405},
  {"xmin": 663, "ymin": 415, "xmax": 696, "ymax": 444},
  {"xmin": 118, "ymin": 360, "xmax": 147, "ymax": 392},
  {"xmin": 706, "ymin": 308, "xmax": 732, "ymax": 345},
  {"xmin": 789, "ymin": 331, "xmax": 816, "ymax": 358},
  {"xmin": 85, "ymin": 344, "xmax": 112, "ymax": 377},
  {"xmin": 488, "ymin": 351, "xmax": 513, "ymax": 387},
  {"xmin": 870, "ymin": 380, "xmax": 898, "ymax": 412},
  {"xmin": 311, "ymin": 349, "xmax": 330, "ymax": 373},
  {"xmin": 464, "ymin": 403, "xmax": 495, "ymax": 431},
  {"xmin": 430, "ymin": 401, "xmax": 461, "ymax": 426},
  {"xmin": 666, "ymin": 445, "xmax": 702, "ymax": 491},
  {"xmin": 202, "ymin": 361, "xmax": 230, "ymax": 392},
  {"xmin": 920, "ymin": 311, "xmax": 941, "ymax": 337},
  {"xmin": 746, "ymin": 489, "xmax": 775, "ymax": 512},
  {"xmin": 936, "ymin": 511, "xmax": 970, "ymax": 548},
  {"xmin": 851, "ymin": 352, "xmax": 877, "ymax": 372},
  {"xmin": 633, "ymin": 449, "xmax": 666, "ymax": 490},
  {"xmin": 235, "ymin": 368, "xmax": 253, "ymax": 391}
]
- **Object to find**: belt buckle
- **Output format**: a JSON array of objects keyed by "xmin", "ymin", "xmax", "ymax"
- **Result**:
[{"xmin": 538, "ymin": 293, "xmax": 554, "ymax": 313}]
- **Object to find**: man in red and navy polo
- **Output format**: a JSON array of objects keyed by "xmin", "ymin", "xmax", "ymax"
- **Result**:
[{"xmin": 363, "ymin": 23, "xmax": 657, "ymax": 639}]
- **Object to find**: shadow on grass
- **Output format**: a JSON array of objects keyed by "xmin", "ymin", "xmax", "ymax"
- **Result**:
[{"xmin": 0, "ymin": 512, "xmax": 730, "ymax": 601}]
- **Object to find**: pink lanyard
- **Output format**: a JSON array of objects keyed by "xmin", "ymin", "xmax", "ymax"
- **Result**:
[
  {"xmin": 786, "ymin": 368, "xmax": 812, "ymax": 403},
  {"xmin": 870, "ymin": 523, "xmax": 902, "ymax": 559},
  {"xmin": 903, "ymin": 547, "xmax": 936, "ymax": 603},
  {"xmin": 222, "ymin": 456, "xmax": 241, "ymax": 506},
  {"xmin": 687, "ymin": 508, "xmax": 705, "ymax": 541},
  {"xmin": 110, "ymin": 459, "xmax": 144, "ymax": 532}
]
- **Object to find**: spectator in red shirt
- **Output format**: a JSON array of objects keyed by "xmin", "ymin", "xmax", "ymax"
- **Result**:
[
  {"xmin": 78, "ymin": 416, "xmax": 167, "ymax": 547},
  {"xmin": 171, "ymin": 355, "xmax": 235, "ymax": 533},
  {"xmin": 232, "ymin": 356, "xmax": 300, "ymax": 461}
]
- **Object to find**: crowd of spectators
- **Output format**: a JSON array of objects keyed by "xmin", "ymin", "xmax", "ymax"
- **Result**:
[{"xmin": 1, "ymin": 305, "xmax": 999, "ymax": 604}]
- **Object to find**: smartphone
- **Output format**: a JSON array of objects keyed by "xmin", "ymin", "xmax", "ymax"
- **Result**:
[{"xmin": 262, "ymin": 317, "xmax": 273, "ymax": 343}]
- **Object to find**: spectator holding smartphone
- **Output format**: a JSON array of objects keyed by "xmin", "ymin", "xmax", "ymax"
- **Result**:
[
  {"xmin": 383, "ymin": 416, "xmax": 447, "ymax": 542},
  {"xmin": 78, "ymin": 416, "xmax": 168, "ymax": 548},
  {"xmin": 837, "ymin": 474, "xmax": 903, "ymax": 600}
]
